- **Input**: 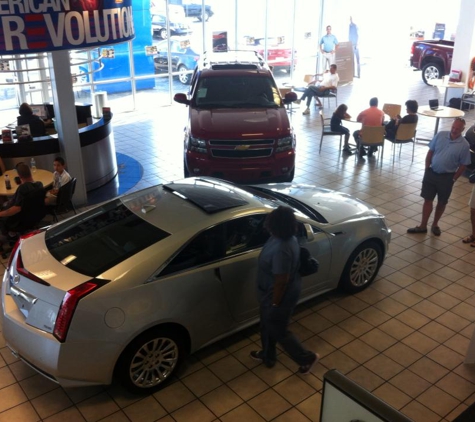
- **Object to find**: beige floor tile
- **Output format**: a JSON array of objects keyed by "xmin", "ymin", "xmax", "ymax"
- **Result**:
[
  {"xmin": 319, "ymin": 350, "xmax": 359, "ymax": 375},
  {"xmin": 182, "ymin": 368, "xmax": 223, "ymax": 397},
  {"xmin": 400, "ymin": 399, "xmax": 441, "ymax": 422},
  {"xmin": 301, "ymin": 336, "xmax": 335, "ymax": 360},
  {"xmin": 288, "ymin": 322, "xmax": 317, "ymax": 343},
  {"xmin": 436, "ymin": 372, "xmax": 475, "ymax": 402},
  {"xmin": 208, "ymin": 355, "xmax": 248, "ymax": 383},
  {"xmin": 195, "ymin": 344, "xmax": 230, "ymax": 366},
  {"xmin": 373, "ymin": 382, "xmax": 412, "ymax": 410},
  {"xmin": 19, "ymin": 375, "xmax": 59, "ymax": 401},
  {"xmin": 364, "ymin": 354, "xmax": 404, "ymax": 380},
  {"xmin": 201, "ymin": 385, "xmax": 243, "ymax": 417},
  {"xmin": 273, "ymin": 374, "xmax": 316, "ymax": 405},
  {"xmin": 436, "ymin": 266, "xmax": 466, "ymax": 283},
  {"xmin": 436, "ymin": 311, "xmax": 472, "ymax": 333},
  {"xmin": 171, "ymin": 399, "xmax": 215, "ymax": 422},
  {"xmin": 417, "ymin": 386, "xmax": 460, "ymax": 417},
  {"xmin": 448, "ymin": 259, "xmax": 475, "ymax": 275},
  {"xmin": 252, "ymin": 361, "xmax": 294, "ymax": 387},
  {"xmin": 412, "ymin": 299, "xmax": 447, "ymax": 319},
  {"xmin": 356, "ymin": 306, "xmax": 392, "ymax": 327},
  {"xmin": 383, "ymin": 343, "xmax": 423, "ymax": 367},
  {"xmin": 370, "ymin": 279, "xmax": 402, "ymax": 296},
  {"xmin": 419, "ymin": 321, "xmax": 456, "ymax": 343},
  {"xmin": 297, "ymin": 313, "xmax": 333, "ymax": 335},
  {"xmin": 318, "ymin": 326, "xmax": 355, "ymax": 349},
  {"xmin": 7, "ymin": 361, "xmax": 37, "ymax": 382},
  {"xmin": 443, "ymin": 283, "xmax": 475, "ymax": 301},
  {"xmin": 337, "ymin": 316, "xmax": 373, "ymax": 337},
  {"xmin": 153, "ymin": 382, "xmax": 195, "ymax": 414},
  {"xmin": 405, "ymin": 280, "xmax": 439, "ymax": 299},
  {"xmin": 419, "ymin": 273, "xmax": 453, "ymax": 290},
  {"xmin": 460, "ymin": 322, "xmax": 475, "ymax": 339},
  {"xmin": 272, "ymin": 407, "xmax": 312, "ymax": 422},
  {"xmin": 233, "ymin": 344, "xmax": 267, "ymax": 370},
  {"xmin": 316, "ymin": 304, "xmax": 352, "ymax": 324},
  {"xmin": 383, "ymin": 270, "xmax": 418, "ymax": 288},
  {"xmin": 450, "ymin": 302, "xmax": 475, "ymax": 321},
  {"xmin": 334, "ymin": 296, "xmax": 371, "ymax": 314},
  {"xmin": 395, "ymin": 308, "xmax": 431, "ymax": 330},
  {"xmin": 402, "ymin": 332, "xmax": 439, "ymax": 355},
  {"xmin": 0, "ymin": 384, "xmax": 28, "ymax": 413},
  {"xmin": 454, "ymin": 363, "xmax": 475, "ymax": 385},
  {"xmin": 428, "ymin": 345, "xmax": 465, "ymax": 371},
  {"xmin": 373, "ymin": 296, "xmax": 407, "ymax": 316},
  {"xmin": 219, "ymin": 403, "xmax": 265, "ymax": 422},
  {"xmin": 378, "ymin": 318, "xmax": 414, "ymax": 340},
  {"xmin": 63, "ymin": 386, "xmax": 106, "ymax": 405},
  {"xmin": 445, "ymin": 334, "xmax": 471, "ymax": 355},
  {"xmin": 74, "ymin": 392, "xmax": 120, "ymax": 422},
  {"xmin": 42, "ymin": 406, "xmax": 86, "ymax": 422},
  {"xmin": 295, "ymin": 392, "xmax": 321, "ymax": 422},
  {"xmin": 390, "ymin": 369, "xmax": 431, "ymax": 398},
  {"xmin": 123, "ymin": 396, "xmax": 167, "ymax": 422},
  {"xmin": 456, "ymin": 275, "xmax": 475, "ymax": 292},
  {"xmin": 0, "ymin": 366, "xmax": 17, "ymax": 390},
  {"xmin": 346, "ymin": 366, "xmax": 385, "ymax": 392},
  {"xmin": 95, "ymin": 411, "xmax": 129, "ymax": 422},
  {"xmin": 31, "ymin": 389, "xmax": 74, "ymax": 420},
  {"xmin": 227, "ymin": 371, "xmax": 268, "ymax": 402},
  {"xmin": 0, "ymin": 402, "xmax": 40, "ymax": 422},
  {"xmin": 399, "ymin": 264, "xmax": 431, "ymax": 281},
  {"xmin": 248, "ymin": 388, "xmax": 292, "ymax": 420},
  {"xmin": 340, "ymin": 339, "xmax": 379, "ymax": 364},
  {"xmin": 354, "ymin": 288, "xmax": 387, "ymax": 305},
  {"xmin": 391, "ymin": 288, "xmax": 424, "ymax": 307},
  {"xmin": 359, "ymin": 328, "xmax": 398, "ymax": 352},
  {"xmin": 409, "ymin": 357, "xmax": 450, "ymax": 384},
  {"xmin": 446, "ymin": 404, "xmax": 470, "ymax": 422},
  {"xmin": 428, "ymin": 291, "xmax": 462, "ymax": 310}
]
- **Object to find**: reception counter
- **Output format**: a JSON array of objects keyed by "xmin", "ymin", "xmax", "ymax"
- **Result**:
[{"xmin": 0, "ymin": 117, "xmax": 117, "ymax": 192}]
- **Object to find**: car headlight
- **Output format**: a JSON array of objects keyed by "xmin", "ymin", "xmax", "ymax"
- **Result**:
[
  {"xmin": 188, "ymin": 136, "xmax": 207, "ymax": 154},
  {"xmin": 276, "ymin": 135, "xmax": 294, "ymax": 152}
]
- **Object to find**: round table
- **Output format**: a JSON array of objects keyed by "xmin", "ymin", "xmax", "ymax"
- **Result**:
[
  {"xmin": 417, "ymin": 105, "xmax": 465, "ymax": 139},
  {"xmin": 0, "ymin": 169, "xmax": 54, "ymax": 197}
]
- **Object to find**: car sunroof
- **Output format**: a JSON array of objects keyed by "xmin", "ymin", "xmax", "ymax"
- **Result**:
[{"xmin": 163, "ymin": 179, "xmax": 249, "ymax": 213}]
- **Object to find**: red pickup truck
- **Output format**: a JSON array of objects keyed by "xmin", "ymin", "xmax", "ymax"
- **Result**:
[{"xmin": 410, "ymin": 39, "xmax": 454, "ymax": 84}]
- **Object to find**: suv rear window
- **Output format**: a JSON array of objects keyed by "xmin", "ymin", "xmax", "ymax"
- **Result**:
[
  {"xmin": 194, "ymin": 75, "xmax": 281, "ymax": 107},
  {"xmin": 45, "ymin": 200, "xmax": 170, "ymax": 277}
]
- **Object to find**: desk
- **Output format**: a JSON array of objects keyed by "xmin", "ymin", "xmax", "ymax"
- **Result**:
[
  {"xmin": 0, "ymin": 169, "xmax": 53, "ymax": 197},
  {"xmin": 417, "ymin": 105, "xmax": 465, "ymax": 141},
  {"xmin": 428, "ymin": 78, "xmax": 465, "ymax": 106}
]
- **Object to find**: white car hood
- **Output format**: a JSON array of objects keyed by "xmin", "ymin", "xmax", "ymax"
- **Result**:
[{"xmin": 264, "ymin": 184, "xmax": 380, "ymax": 224}]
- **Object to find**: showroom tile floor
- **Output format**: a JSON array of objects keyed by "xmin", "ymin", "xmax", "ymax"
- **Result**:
[{"xmin": 1, "ymin": 63, "xmax": 475, "ymax": 422}]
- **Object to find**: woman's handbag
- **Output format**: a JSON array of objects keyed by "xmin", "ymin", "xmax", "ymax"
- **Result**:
[{"xmin": 299, "ymin": 247, "xmax": 319, "ymax": 276}]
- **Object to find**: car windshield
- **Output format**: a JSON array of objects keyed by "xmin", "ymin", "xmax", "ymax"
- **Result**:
[
  {"xmin": 243, "ymin": 185, "xmax": 327, "ymax": 223},
  {"xmin": 194, "ymin": 75, "xmax": 282, "ymax": 108},
  {"xmin": 45, "ymin": 200, "xmax": 170, "ymax": 277}
]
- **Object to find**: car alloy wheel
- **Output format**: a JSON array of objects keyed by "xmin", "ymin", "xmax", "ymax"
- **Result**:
[
  {"xmin": 178, "ymin": 65, "xmax": 191, "ymax": 84},
  {"xmin": 340, "ymin": 241, "xmax": 382, "ymax": 293},
  {"xmin": 118, "ymin": 329, "xmax": 182, "ymax": 392}
]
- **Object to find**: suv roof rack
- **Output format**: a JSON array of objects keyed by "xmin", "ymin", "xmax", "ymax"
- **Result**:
[{"xmin": 201, "ymin": 50, "xmax": 267, "ymax": 70}]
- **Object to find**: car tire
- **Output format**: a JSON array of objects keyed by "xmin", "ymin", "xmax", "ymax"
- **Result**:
[
  {"xmin": 422, "ymin": 63, "xmax": 442, "ymax": 85},
  {"xmin": 339, "ymin": 240, "xmax": 382, "ymax": 293},
  {"xmin": 280, "ymin": 167, "xmax": 294, "ymax": 182},
  {"xmin": 178, "ymin": 65, "xmax": 191, "ymax": 85},
  {"xmin": 159, "ymin": 28, "xmax": 168, "ymax": 39},
  {"xmin": 184, "ymin": 160, "xmax": 190, "ymax": 177},
  {"xmin": 117, "ymin": 328, "xmax": 184, "ymax": 393}
]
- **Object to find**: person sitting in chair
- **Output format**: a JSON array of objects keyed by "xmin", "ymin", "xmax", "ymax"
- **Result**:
[
  {"xmin": 295, "ymin": 64, "xmax": 339, "ymax": 115},
  {"xmin": 45, "ymin": 156, "xmax": 71, "ymax": 206},
  {"xmin": 384, "ymin": 100, "xmax": 418, "ymax": 140},
  {"xmin": 0, "ymin": 163, "xmax": 45, "ymax": 235},
  {"xmin": 17, "ymin": 103, "xmax": 47, "ymax": 137}
]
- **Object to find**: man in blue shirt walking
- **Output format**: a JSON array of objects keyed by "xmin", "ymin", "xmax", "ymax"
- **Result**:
[
  {"xmin": 408, "ymin": 117, "xmax": 471, "ymax": 236},
  {"xmin": 320, "ymin": 25, "xmax": 338, "ymax": 70}
]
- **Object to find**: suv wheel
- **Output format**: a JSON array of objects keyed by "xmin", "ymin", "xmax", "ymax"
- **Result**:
[
  {"xmin": 422, "ymin": 63, "xmax": 442, "ymax": 85},
  {"xmin": 178, "ymin": 65, "xmax": 191, "ymax": 85},
  {"xmin": 159, "ymin": 28, "xmax": 168, "ymax": 39}
]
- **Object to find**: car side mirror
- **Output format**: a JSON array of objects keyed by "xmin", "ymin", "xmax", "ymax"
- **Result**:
[{"xmin": 174, "ymin": 93, "xmax": 190, "ymax": 105}]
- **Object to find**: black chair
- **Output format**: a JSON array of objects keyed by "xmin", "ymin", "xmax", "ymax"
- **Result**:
[{"xmin": 47, "ymin": 178, "xmax": 77, "ymax": 223}]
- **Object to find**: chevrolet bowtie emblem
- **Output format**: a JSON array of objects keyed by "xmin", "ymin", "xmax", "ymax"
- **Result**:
[{"xmin": 235, "ymin": 145, "xmax": 250, "ymax": 150}]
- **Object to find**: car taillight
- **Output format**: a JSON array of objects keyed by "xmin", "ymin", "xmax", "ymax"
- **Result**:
[
  {"xmin": 7, "ymin": 229, "xmax": 44, "ymax": 270},
  {"xmin": 54, "ymin": 279, "xmax": 110, "ymax": 342}
]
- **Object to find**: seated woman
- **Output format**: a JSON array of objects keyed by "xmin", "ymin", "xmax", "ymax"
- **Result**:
[
  {"xmin": 17, "ymin": 103, "xmax": 46, "ymax": 137},
  {"xmin": 330, "ymin": 104, "xmax": 352, "ymax": 153},
  {"xmin": 385, "ymin": 99, "xmax": 418, "ymax": 140}
]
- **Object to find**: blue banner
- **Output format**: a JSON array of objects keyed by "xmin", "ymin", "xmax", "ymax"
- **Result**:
[{"xmin": 0, "ymin": 0, "xmax": 135, "ymax": 53}]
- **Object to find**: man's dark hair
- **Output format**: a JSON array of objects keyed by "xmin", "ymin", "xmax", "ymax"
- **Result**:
[
  {"xmin": 16, "ymin": 162, "xmax": 32, "ymax": 179},
  {"xmin": 369, "ymin": 97, "xmax": 378, "ymax": 107},
  {"xmin": 405, "ymin": 100, "xmax": 418, "ymax": 113},
  {"xmin": 264, "ymin": 206, "xmax": 297, "ymax": 240},
  {"xmin": 330, "ymin": 64, "xmax": 337, "ymax": 71},
  {"xmin": 19, "ymin": 103, "xmax": 33, "ymax": 116},
  {"xmin": 54, "ymin": 156, "xmax": 65, "ymax": 166}
]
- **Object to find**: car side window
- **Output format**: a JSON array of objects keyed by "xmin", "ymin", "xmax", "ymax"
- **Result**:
[
  {"xmin": 160, "ymin": 224, "xmax": 225, "ymax": 276},
  {"xmin": 224, "ymin": 215, "xmax": 268, "ymax": 256}
]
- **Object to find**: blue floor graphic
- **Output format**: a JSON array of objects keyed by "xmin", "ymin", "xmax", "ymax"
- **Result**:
[{"xmin": 86, "ymin": 152, "xmax": 143, "ymax": 205}]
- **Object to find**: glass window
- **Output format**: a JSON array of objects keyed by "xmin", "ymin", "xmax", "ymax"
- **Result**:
[{"xmin": 45, "ymin": 201, "xmax": 170, "ymax": 277}]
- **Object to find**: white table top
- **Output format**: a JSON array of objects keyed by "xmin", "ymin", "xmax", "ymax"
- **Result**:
[
  {"xmin": 0, "ymin": 169, "xmax": 53, "ymax": 197},
  {"xmin": 418, "ymin": 105, "xmax": 465, "ymax": 119}
]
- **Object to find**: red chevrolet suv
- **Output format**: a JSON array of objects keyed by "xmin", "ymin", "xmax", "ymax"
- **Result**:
[{"xmin": 174, "ymin": 51, "xmax": 297, "ymax": 183}]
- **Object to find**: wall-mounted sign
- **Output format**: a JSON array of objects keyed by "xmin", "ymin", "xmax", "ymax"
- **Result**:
[
  {"xmin": 101, "ymin": 48, "xmax": 115, "ymax": 58},
  {"xmin": 145, "ymin": 45, "xmax": 157, "ymax": 56},
  {"xmin": 0, "ymin": 0, "xmax": 135, "ymax": 54}
]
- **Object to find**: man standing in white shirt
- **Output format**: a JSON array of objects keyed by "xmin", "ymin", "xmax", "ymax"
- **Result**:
[
  {"xmin": 45, "ymin": 156, "xmax": 71, "ymax": 206},
  {"xmin": 295, "ymin": 64, "xmax": 339, "ymax": 115}
]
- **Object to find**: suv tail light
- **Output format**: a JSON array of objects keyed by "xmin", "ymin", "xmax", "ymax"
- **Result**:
[{"xmin": 54, "ymin": 279, "xmax": 110, "ymax": 342}]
